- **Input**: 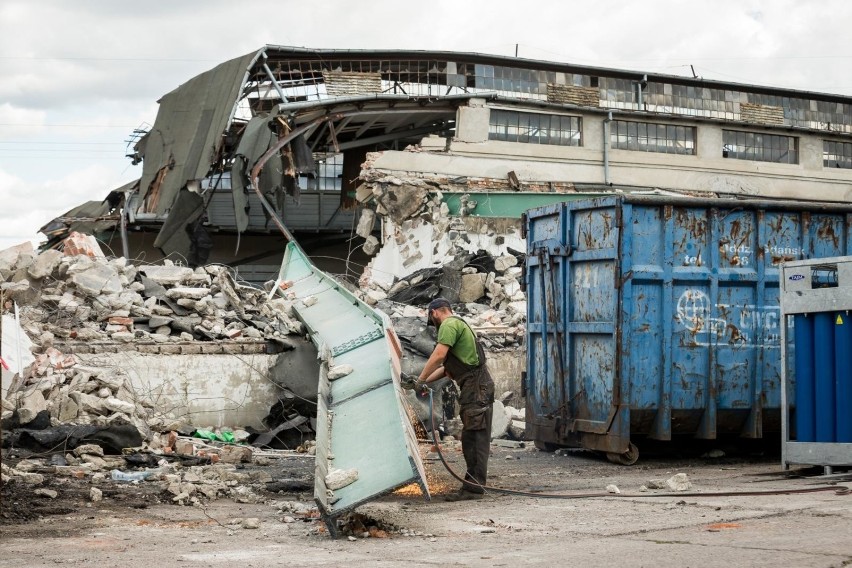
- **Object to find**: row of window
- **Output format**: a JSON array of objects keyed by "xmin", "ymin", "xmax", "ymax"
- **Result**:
[{"xmin": 486, "ymin": 110, "xmax": 852, "ymax": 168}]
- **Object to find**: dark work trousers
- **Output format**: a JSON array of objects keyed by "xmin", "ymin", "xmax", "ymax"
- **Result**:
[
  {"xmin": 461, "ymin": 404, "xmax": 493, "ymax": 493},
  {"xmin": 440, "ymin": 316, "xmax": 495, "ymax": 494}
]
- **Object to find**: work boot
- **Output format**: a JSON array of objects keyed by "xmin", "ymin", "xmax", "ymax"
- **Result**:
[{"xmin": 444, "ymin": 489, "xmax": 484, "ymax": 502}]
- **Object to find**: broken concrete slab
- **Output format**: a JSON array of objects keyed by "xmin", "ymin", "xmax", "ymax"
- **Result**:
[
  {"xmin": 458, "ymin": 273, "xmax": 486, "ymax": 303},
  {"xmin": 27, "ymin": 249, "xmax": 63, "ymax": 280},
  {"xmin": 17, "ymin": 389, "xmax": 48, "ymax": 424},
  {"xmin": 71, "ymin": 264, "xmax": 122, "ymax": 296},
  {"xmin": 490, "ymin": 400, "xmax": 511, "ymax": 439},
  {"xmin": 138, "ymin": 265, "xmax": 195, "ymax": 286}
]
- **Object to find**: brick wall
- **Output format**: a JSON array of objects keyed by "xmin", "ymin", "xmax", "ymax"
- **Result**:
[
  {"xmin": 546, "ymin": 84, "xmax": 600, "ymax": 107},
  {"xmin": 741, "ymin": 103, "xmax": 785, "ymax": 126}
]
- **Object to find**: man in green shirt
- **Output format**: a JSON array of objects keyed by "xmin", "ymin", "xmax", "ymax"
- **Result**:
[{"xmin": 417, "ymin": 298, "xmax": 495, "ymax": 501}]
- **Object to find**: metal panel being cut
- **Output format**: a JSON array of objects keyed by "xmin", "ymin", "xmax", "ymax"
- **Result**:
[{"xmin": 274, "ymin": 242, "xmax": 429, "ymax": 534}]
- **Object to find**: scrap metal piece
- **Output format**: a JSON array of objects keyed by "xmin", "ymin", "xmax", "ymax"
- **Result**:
[{"xmin": 274, "ymin": 242, "xmax": 430, "ymax": 535}]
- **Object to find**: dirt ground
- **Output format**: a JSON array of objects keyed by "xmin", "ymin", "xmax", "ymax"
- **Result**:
[{"xmin": 2, "ymin": 440, "xmax": 851, "ymax": 568}]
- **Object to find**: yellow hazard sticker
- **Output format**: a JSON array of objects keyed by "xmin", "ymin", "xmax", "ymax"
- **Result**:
[{"xmin": 837, "ymin": 315, "xmax": 844, "ymax": 325}]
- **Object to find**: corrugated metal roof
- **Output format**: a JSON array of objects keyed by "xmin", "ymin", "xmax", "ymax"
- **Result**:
[
  {"xmin": 275, "ymin": 242, "xmax": 429, "ymax": 535},
  {"xmin": 138, "ymin": 50, "xmax": 260, "ymax": 217}
]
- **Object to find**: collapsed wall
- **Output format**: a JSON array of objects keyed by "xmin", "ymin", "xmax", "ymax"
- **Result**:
[
  {"xmin": 350, "ymin": 154, "xmax": 530, "ymax": 400},
  {"xmin": 1, "ymin": 233, "xmax": 316, "ymax": 444}
]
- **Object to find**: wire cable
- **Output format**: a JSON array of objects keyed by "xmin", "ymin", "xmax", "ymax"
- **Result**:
[{"xmin": 425, "ymin": 389, "xmax": 851, "ymax": 500}]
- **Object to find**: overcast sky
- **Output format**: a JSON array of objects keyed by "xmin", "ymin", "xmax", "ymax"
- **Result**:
[{"xmin": 2, "ymin": 0, "xmax": 851, "ymax": 251}]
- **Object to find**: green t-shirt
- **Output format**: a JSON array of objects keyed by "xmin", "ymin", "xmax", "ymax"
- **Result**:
[{"xmin": 437, "ymin": 316, "xmax": 479, "ymax": 366}]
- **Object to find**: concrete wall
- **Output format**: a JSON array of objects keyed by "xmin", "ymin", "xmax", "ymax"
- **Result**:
[
  {"xmin": 370, "ymin": 104, "xmax": 852, "ymax": 203},
  {"xmin": 75, "ymin": 351, "xmax": 282, "ymax": 430},
  {"xmin": 486, "ymin": 349, "xmax": 524, "ymax": 408}
]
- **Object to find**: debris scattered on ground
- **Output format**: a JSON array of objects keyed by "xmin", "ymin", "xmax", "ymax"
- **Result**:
[{"xmin": 665, "ymin": 473, "xmax": 693, "ymax": 492}]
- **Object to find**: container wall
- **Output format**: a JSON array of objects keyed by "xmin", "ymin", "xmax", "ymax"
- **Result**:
[{"xmin": 526, "ymin": 196, "xmax": 852, "ymax": 452}]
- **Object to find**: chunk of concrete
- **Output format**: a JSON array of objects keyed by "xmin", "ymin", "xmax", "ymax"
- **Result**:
[
  {"xmin": 494, "ymin": 255, "xmax": 518, "ymax": 272},
  {"xmin": 363, "ymin": 235, "xmax": 380, "ymax": 256},
  {"xmin": 219, "ymin": 445, "xmax": 253, "ymax": 464},
  {"xmin": 71, "ymin": 264, "xmax": 122, "ymax": 296},
  {"xmin": 328, "ymin": 364, "xmax": 354, "ymax": 380},
  {"xmin": 666, "ymin": 473, "xmax": 692, "ymax": 491},
  {"xmin": 139, "ymin": 265, "xmax": 194, "ymax": 286},
  {"xmin": 73, "ymin": 444, "xmax": 104, "ymax": 457},
  {"xmin": 90, "ymin": 487, "xmax": 103, "ymax": 502},
  {"xmin": 356, "ymin": 208, "xmax": 376, "ymax": 239},
  {"xmin": 27, "ymin": 249, "xmax": 63, "ymax": 280},
  {"xmin": 17, "ymin": 389, "xmax": 47, "ymax": 424},
  {"xmin": 458, "ymin": 273, "xmax": 486, "ymax": 303},
  {"xmin": 166, "ymin": 287, "xmax": 211, "ymax": 301},
  {"xmin": 147, "ymin": 315, "xmax": 174, "ymax": 328},
  {"xmin": 102, "ymin": 397, "xmax": 135, "ymax": 415},
  {"xmin": 325, "ymin": 468, "xmax": 359, "ymax": 490},
  {"xmin": 490, "ymin": 400, "xmax": 511, "ymax": 439}
]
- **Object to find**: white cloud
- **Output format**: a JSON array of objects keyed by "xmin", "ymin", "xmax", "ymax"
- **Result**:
[
  {"xmin": 0, "ymin": 165, "xmax": 134, "ymax": 250},
  {"xmin": 2, "ymin": 0, "xmax": 852, "ymax": 254}
]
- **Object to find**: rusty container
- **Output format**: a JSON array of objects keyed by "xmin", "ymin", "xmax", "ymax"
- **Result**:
[{"xmin": 523, "ymin": 195, "xmax": 852, "ymax": 463}]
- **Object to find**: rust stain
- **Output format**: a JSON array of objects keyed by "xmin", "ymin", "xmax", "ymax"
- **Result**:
[
  {"xmin": 816, "ymin": 218, "xmax": 840, "ymax": 248},
  {"xmin": 706, "ymin": 522, "xmax": 742, "ymax": 531}
]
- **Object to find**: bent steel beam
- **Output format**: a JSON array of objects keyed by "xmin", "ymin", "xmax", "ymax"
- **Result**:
[{"xmin": 273, "ymin": 242, "xmax": 430, "ymax": 535}]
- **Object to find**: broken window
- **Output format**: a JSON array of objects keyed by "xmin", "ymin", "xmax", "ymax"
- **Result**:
[
  {"xmin": 722, "ymin": 130, "xmax": 798, "ymax": 164},
  {"xmin": 823, "ymin": 140, "xmax": 852, "ymax": 169},
  {"xmin": 298, "ymin": 153, "xmax": 343, "ymax": 191},
  {"xmin": 611, "ymin": 120, "xmax": 695, "ymax": 155},
  {"xmin": 488, "ymin": 110, "xmax": 581, "ymax": 146}
]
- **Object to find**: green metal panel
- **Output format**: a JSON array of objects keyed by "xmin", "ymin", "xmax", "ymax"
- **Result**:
[
  {"xmin": 442, "ymin": 192, "xmax": 600, "ymax": 217},
  {"xmin": 275, "ymin": 243, "xmax": 429, "ymax": 534}
]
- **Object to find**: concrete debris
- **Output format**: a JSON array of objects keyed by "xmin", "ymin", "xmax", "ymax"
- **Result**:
[
  {"xmin": 702, "ymin": 449, "xmax": 726, "ymax": 459},
  {"xmin": 606, "ymin": 484, "xmax": 621, "ymax": 494},
  {"xmin": 34, "ymin": 488, "xmax": 59, "ymax": 499},
  {"xmin": 325, "ymin": 467, "xmax": 359, "ymax": 490},
  {"xmin": 646, "ymin": 479, "xmax": 667, "ymax": 490},
  {"xmin": 3, "ymin": 345, "xmax": 163, "ymax": 438},
  {"xmin": 90, "ymin": 487, "xmax": 103, "ymax": 502},
  {"xmin": 328, "ymin": 364, "xmax": 354, "ymax": 381},
  {"xmin": 666, "ymin": 473, "xmax": 693, "ymax": 492},
  {"xmin": 490, "ymin": 400, "xmax": 511, "ymax": 439}
]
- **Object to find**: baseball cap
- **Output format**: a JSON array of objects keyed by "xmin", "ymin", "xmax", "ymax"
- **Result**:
[{"xmin": 426, "ymin": 297, "xmax": 451, "ymax": 325}]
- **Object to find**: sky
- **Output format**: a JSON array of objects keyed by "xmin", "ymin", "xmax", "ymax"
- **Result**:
[{"xmin": 2, "ymin": 0, "xmax": 851, "ymax": 251}]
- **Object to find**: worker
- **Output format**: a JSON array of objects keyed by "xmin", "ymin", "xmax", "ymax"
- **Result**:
[{"xmin": 415, "ymin": 297, "xmax": 495, "ymax": 501}]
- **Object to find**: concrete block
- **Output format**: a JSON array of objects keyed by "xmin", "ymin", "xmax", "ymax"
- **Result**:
[
  {"xmin": 666, "ymin": 473, "xmax": 692, "ymax": 491},
  {"xmin": 166, "ymin": 287, "xmax": 211, "ymax": 301},
  {"xmin": 102, "ymin": 397, "xmax": 135, "ymax": 414},
  {"xmin": 490, "ymin": 400, "xmax": 511, "ymax": 439},
  {"xmin": 27, "ymin": 249, "xmax": 63, "ymax": 280},
  {"xmin": 356, "ymin": 208, "xmax": 376, "ymax": 238},
  {"xmin": 71, "ymin": 264, "xmax": 122, "ymax": 296},
  {"xmin": 494, "ymin": 255, "xmax": 518, "ymax": 272},
  {"xmin": 458, "ymin": 273, "xmax": 486, "ymax": 303},
  {"xmin": 325, "ymin": 467, "xmax": 359, "ymax": 490},
  {"xmin": 219, "ymin": 445, "xmax": 253, "ymax": 464},
  {"xmin": 139, "ymin": 265, "xmax": 194, "ymax": 286},
  {"xmin": 328, "ymin": 364, "xmax": 354, "ymax": 380},
  {"xmin": 18, "ymin": 389, "xmax": 48, "ymax": 424}
]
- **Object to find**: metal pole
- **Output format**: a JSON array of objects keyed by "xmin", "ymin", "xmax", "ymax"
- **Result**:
[
  {"xmin": 262, "ymin": 54, "xmax": 289, "ymax": 104},
  {"xmin": 120, "ymin": 203, "xmax": 130, "ymax": 259},
  {"xmin": 603, "ymin": 111, "xmax": 613, "ymax": 186}
]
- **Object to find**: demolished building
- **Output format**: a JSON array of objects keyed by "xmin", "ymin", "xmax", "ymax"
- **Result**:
[
  {"xmin": 6, "ymin": 45, "xmax": 852, "ymax": 533},
  {"xmin": 38, "ymin": 47, "xmax": 852, "ymax": 401}
]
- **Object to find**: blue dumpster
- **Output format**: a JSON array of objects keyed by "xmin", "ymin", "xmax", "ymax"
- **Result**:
[{"xmin": 523, "ymin": 195, "xmax": 852, "ymax": 463}]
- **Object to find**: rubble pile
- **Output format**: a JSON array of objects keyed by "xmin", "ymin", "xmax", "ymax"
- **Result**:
[
  {"xmin": 353, "ymin": 183, "xmax": 528, "ymax": 350},
  {"xmin": 2, "ymin": 346, "xmax": 165, "ymax": 438},
  {"xmin": 1, "ymin": 234, "xmax": 302, "ymax": 350}
]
